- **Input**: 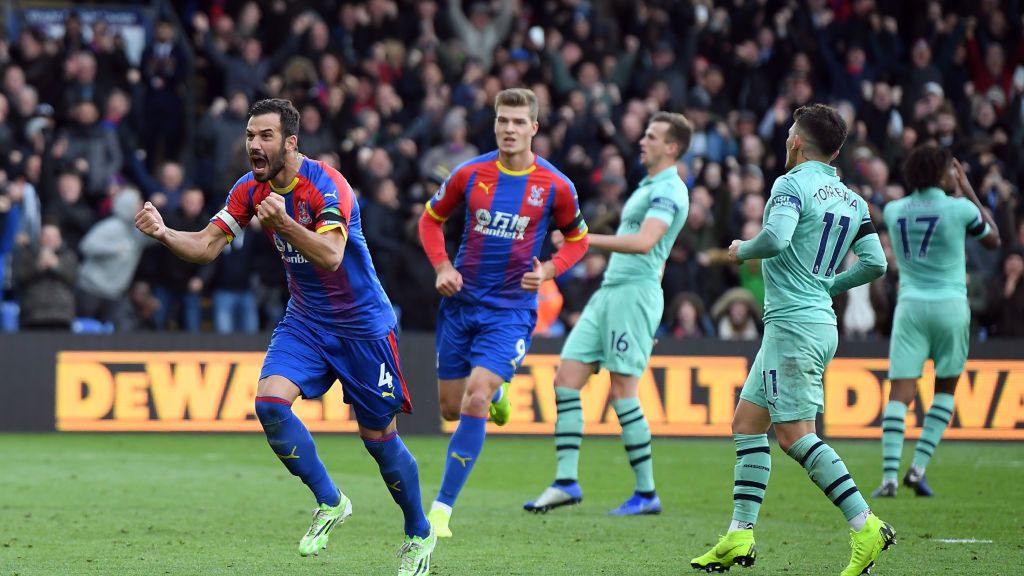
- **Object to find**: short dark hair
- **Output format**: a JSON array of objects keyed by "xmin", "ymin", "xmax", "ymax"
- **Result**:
[
  {"xmin": 792, "ymin": 104, "xmax": 848, "ymax": 158},
  {"xmin": 902, "ymin": 144, "xmax": 951, "ymax": 192},
  {"xmin": 249, "ymin": 98, "xmax": 300, "ymax": 138},
  {"xmin": 650, "ymin": 111, "xmax": 693, "ymax": 159}
]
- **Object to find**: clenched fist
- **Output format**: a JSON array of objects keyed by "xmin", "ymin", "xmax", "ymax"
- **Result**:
[
  {"xmin": 135, "ymin": 201, "xmax": 166, "ymax": 240},
  {"xmin": 256, "ymin": 193, "xmax": 289, "ymax": 229}
]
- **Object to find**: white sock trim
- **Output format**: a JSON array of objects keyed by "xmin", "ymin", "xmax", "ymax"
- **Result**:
[
  {"xmin": 430, "ymin": 501, "xmax": 452, "ymax": 515},
  {"xmin": 848, "ymin": 508, "xmax": 871, "ymax": 531}
]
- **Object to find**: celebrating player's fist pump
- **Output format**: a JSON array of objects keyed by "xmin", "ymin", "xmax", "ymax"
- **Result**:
[
  {"xmin": 257, "ymin": 193, "xmax": 288, "ymax": 229},
  {"xmin": 135, "ymin": 202, "xmax": 165, "ymax": 240}
]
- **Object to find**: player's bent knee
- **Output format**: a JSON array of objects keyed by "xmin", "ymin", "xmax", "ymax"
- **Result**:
[
  {"xmin": 440, "ymin": 406, "xmax": 462, "ymax": 421},
  {"xmin": 255, "ymin": 397, "xmax": 292, "ymax": 426}
]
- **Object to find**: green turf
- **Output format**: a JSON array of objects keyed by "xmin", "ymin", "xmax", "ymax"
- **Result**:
[{"xmin": 0, "ymin": 434, "xmax": 1021, "ymax": 575}]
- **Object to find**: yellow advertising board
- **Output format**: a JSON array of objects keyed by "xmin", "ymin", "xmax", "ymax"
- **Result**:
[
  {"xmin": 443, "ymin": 355, "xmax": 1024, "ymax": 440},
  {"xmin": 56, "ymin": 350, "xmax": 1024, "ymax": 439},
  {"xmin": 55, "ymin": 351, "xmax": 359, "ymax": 432}
]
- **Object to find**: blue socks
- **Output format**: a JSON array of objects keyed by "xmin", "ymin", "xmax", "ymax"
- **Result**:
[
  {"xmin": 435, "ymin": 414, "xmax": 487, "ymax": 507},
  {"xmin": 363, "ymin": 432, "xmax": 431, "ymax": 538},
  {"xmin": 255, "ymin": 396, "xmax": 339, "ymax": 506}
]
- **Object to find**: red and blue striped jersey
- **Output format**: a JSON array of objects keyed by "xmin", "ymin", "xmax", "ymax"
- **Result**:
[
  {"xmin": 211, "ymin": 157, "xmax": 395, "ymax": 339},
  {"xmin": 425, "ymin": 150, "xmax": 588, "ymax": 309}
]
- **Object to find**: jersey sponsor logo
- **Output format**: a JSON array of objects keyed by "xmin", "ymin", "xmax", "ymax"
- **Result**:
[
  {"xmin": 771, "ymin": 194, "xmax": 802, "ymax": 212},
  {"xmin": 296, "ymin": 200, "xmax": 312, "ymax": 226},
  {"xmin": 274, "ymin": 234, "xmax": 309, "ymax": 264},
  {"xmin": 477, "ymin": 181, "xmax": 493, "ymax": 195},
  {"xmin": 527, "ymin": 185, "xmax": 545, "ymax": 207},
  {"xmin": 650, "ymin": 196, "xmax": 679, "ymax": 214},
  {"xmin": 473, "ymin": 209, "xmax": 531, "ymax": 240}
]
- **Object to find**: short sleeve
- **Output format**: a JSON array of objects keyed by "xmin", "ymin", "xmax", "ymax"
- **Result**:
[
  {"xmin": 425, "ymin": 168, "xmax": 468, "ymax": 222},
  {"xmin": 311, "ymin": 166, "xmax": 353, "ymax": 237},
  {"xmin": 211, "ymin": 174, "xmax": 256, "ymax": 240},
  {"xmin": 552, "ymin": 178, "xmax": 588, "ymax": 241},
  {"xmin": 645, "ymin": 183, "xmax": 684, "ymax": 226}
]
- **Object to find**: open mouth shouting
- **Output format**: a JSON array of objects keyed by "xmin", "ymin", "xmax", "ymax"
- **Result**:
[{"xmin": 251, "ymin": 154, "xmax": 269, "ymax": 177}]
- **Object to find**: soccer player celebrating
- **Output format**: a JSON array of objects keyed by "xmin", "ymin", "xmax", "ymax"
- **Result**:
[
  {"xmin": 872, "ymin": 146, "xmax": 1000, "ymax": 498},
  {"xmin": 418, "ymin": 88, "xmax": 589, "ymax": 538},
  {"xmin": 690, "ymin": 104, "xmax": 895, "ymax": 575},
  {"xmin": 134, "ymin": 99, "xmax": 435, "ymax": 575},
  {"xmin": 524, "ymin": 112, "xmax": 692, "ymax": 516}
]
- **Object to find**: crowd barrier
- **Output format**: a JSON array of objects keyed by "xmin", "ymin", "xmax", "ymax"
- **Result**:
[{"xmin": 1, "ymin": 333, "xmax": 1021, "ymax": 440}]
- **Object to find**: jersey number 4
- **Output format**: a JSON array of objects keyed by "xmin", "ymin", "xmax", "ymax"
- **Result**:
[{"xmin": 896, "ymin": 215, "xmax": 940, "ymax": 259}]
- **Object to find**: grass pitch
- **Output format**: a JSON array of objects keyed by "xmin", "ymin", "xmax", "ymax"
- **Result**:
[{"xmin": 0, "ymin": 434, "xmax": 1021, "ymax": 575}]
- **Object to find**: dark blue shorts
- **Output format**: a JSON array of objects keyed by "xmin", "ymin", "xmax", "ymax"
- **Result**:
[
  {"xmin": 260, "ymin": 314, "xmax": 411, "ymax": 430},
  {"xmin": 436, "ymin": 298, "xmax": 536, "ymax": 381}
]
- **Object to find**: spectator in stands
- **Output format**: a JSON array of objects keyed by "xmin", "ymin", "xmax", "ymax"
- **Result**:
[
  {"xmin": 711, "ymin": 287, "xmax": 761, "ymax": 341},
  {"xmin": 986, "ymin": 248, "xmax": 1024, "ymax": 337},
  {"xmin": 209, "ymin": 226, "xmax": 259, "ymax": 334},
  {"xmin": 446, "ymin": 0, "xmax": 517, "ymax": 71},
  {"xmin": 147, "ymin": 187, "xmax": 210, "ymax": 332},
  {"xmin": 57, "ymin": 101, "xmax": 123, "ymax": 202},
  {"xmin": 361, "ymin": 178, "xmax": 404, "ymax": 296},
  {"xmin": 46, "ymin": 171, "xmax": 94, "ymax": 253},
  {"xmin": 664, "ymin": 291, "xmax": 713, "ymax": 340},
  {"xmin": 75, "ymin": 188, "xmax": 148, "ymax": 328},
  {"xmin": 140, "ymin": 18, "xmax": 188, "ymax": 167},
  {"xmin": 13, "ymin": 220, "xmax": 77, "ymax": 330}
]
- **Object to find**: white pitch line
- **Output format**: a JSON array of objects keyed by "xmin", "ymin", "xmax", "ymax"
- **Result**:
[{"xmin": 933, "ymin": 538, "xmax": 993, "ymax": 544}]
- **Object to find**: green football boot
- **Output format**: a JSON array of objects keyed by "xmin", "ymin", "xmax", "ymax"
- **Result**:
[
  {"xmin": 840, "ymin": 513, "xmax": 896, "ymax": 576},
  {"xmin": 690, "ymin": 529, "xmax": 756, "ymax": 572},
  {"xmin": 489, "ymin": 382, "xmax": 512, "ymax": 426},
  {"xmin": 397, "ymin": 527, "xmax": 437, "ymax": 576},
  {"xmin": 427, "ymin": 506, "xmax": 452, "ymax": 539},
  {"xmin": 298, "ymin": 491, "xmax": 352, "ymax": 557}
]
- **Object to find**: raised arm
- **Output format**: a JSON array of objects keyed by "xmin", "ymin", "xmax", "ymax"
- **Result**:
[
  {"xmin": 135, "ymin": 202, "xmax": 229, "ymax": 264},
  {"xmin": 953, "ymin": 158, "xmax": 1001, "ymax": 250}
]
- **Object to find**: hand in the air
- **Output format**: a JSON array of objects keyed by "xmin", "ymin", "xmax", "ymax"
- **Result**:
[
  {"xmin": 256, "ymin": 193, "xmax": 289, "ymax": 229},
  {"xmin": 135, "ymin": 202, "xmax": 166, "ymax": 240}
]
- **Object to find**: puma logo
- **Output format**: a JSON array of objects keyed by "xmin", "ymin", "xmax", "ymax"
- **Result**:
[
  {"xmin": 382, "ymin": 391, "xmax": 396, "ymax": 399},
  {"xmin": 277, "ymin": 446, "xmax": 300, "ymax": 460},
  {"xmin": 388, "ymin": 480, "xmax": 402, "ymax": 492},
  {"xmin": 450, "ymin": 452, "xmax": 472, "ymax": 467},
  {"xmin": 477, "ymin": 181, "xmax": 492, "ymax": 194},
  {"xmin": 324, "ymin": 192, "xmax": 337, "ymax": 198}
]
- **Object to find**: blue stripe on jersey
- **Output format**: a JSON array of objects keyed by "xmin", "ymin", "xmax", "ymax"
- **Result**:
[
  {"xmin": 484, "ymin": 172, "xmax": 527, "ymax": 302},
  {"xmin": 452, "ymin": 170, "xmax": 481, "ymax": 273}
]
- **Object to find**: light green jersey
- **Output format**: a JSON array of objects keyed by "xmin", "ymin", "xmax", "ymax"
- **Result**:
[
  {"xmin": 603, "ymin": 165, "xmax": 689, "ymax": 286},
  {"xmin": 761, "ymin": 161, "xmax": 872, "ymax": 325},
  {"xmin": 882, "ymin": 187, "xmax": 988, "ymax": 301}
]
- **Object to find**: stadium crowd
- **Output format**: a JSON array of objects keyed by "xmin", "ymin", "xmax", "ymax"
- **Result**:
[{"xmin": 0, "ymin": 0, "xmax": 1021, "ymax": 340}]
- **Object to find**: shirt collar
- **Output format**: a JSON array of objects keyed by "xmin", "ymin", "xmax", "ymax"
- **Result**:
[{"xmin": 640, "ymin": 165, "xmax": 679, "ymax": 186}]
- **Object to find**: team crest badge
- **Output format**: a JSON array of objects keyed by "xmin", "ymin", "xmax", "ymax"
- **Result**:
[
  {"xmin": 296, "ymin": 200, "xmax": 312, "ymax": 226},
  {"xmin": 527, "ymin": 185, "xmax": 545, "ymax": 207}
]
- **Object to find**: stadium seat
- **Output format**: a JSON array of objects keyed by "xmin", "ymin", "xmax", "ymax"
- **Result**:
[
  {"xmin": 72, "ymin": 317, "xmax": 115, "ymax": 334},
  {"xmin": 0, "ymin": 301, "xmax": 18, "ymax": 333}
]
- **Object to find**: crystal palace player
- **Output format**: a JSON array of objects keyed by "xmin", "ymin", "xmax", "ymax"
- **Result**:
[
  {"xmin": 418, "ymin": 88, "xmax": 589, "ymax": 538},
  {"xmin": 134, "ymin": 99, "xmax": 435, "ymax": 576}
]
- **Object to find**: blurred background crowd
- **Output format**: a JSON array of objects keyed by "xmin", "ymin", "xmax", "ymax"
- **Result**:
[{"xmin": 0, "ymin": 0, "xmax": 1021, "ymax": 340}]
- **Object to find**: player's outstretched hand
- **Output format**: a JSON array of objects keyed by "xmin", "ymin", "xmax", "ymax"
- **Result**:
[
  {"xmin": 727, "ymin": 239, "xmax": 744, "ymax": 264},
  {"xmin": 256, "ymin": 193, "xmax": 289, "ymax": 229},
  {"xmin": 435, "ymin": 261, "xmax": 463, "ymax": 297},
  {"xmin": 521, "ymin": 256, "xmax": 549, "ymax": 292},
  {"xmin": 135, "ymin": 202, "xmax": 166, "ymax": 240}
]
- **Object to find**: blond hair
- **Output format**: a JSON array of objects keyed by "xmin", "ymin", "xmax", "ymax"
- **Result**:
[{"xmin": 494, "ymin": 88, "xmax": 539, "ymax": 122}]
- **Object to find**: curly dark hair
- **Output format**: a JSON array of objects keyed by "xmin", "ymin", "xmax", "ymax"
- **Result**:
[{"xmin": 902, "ymin": 144, "xmax": 951, "ymax": 192}]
